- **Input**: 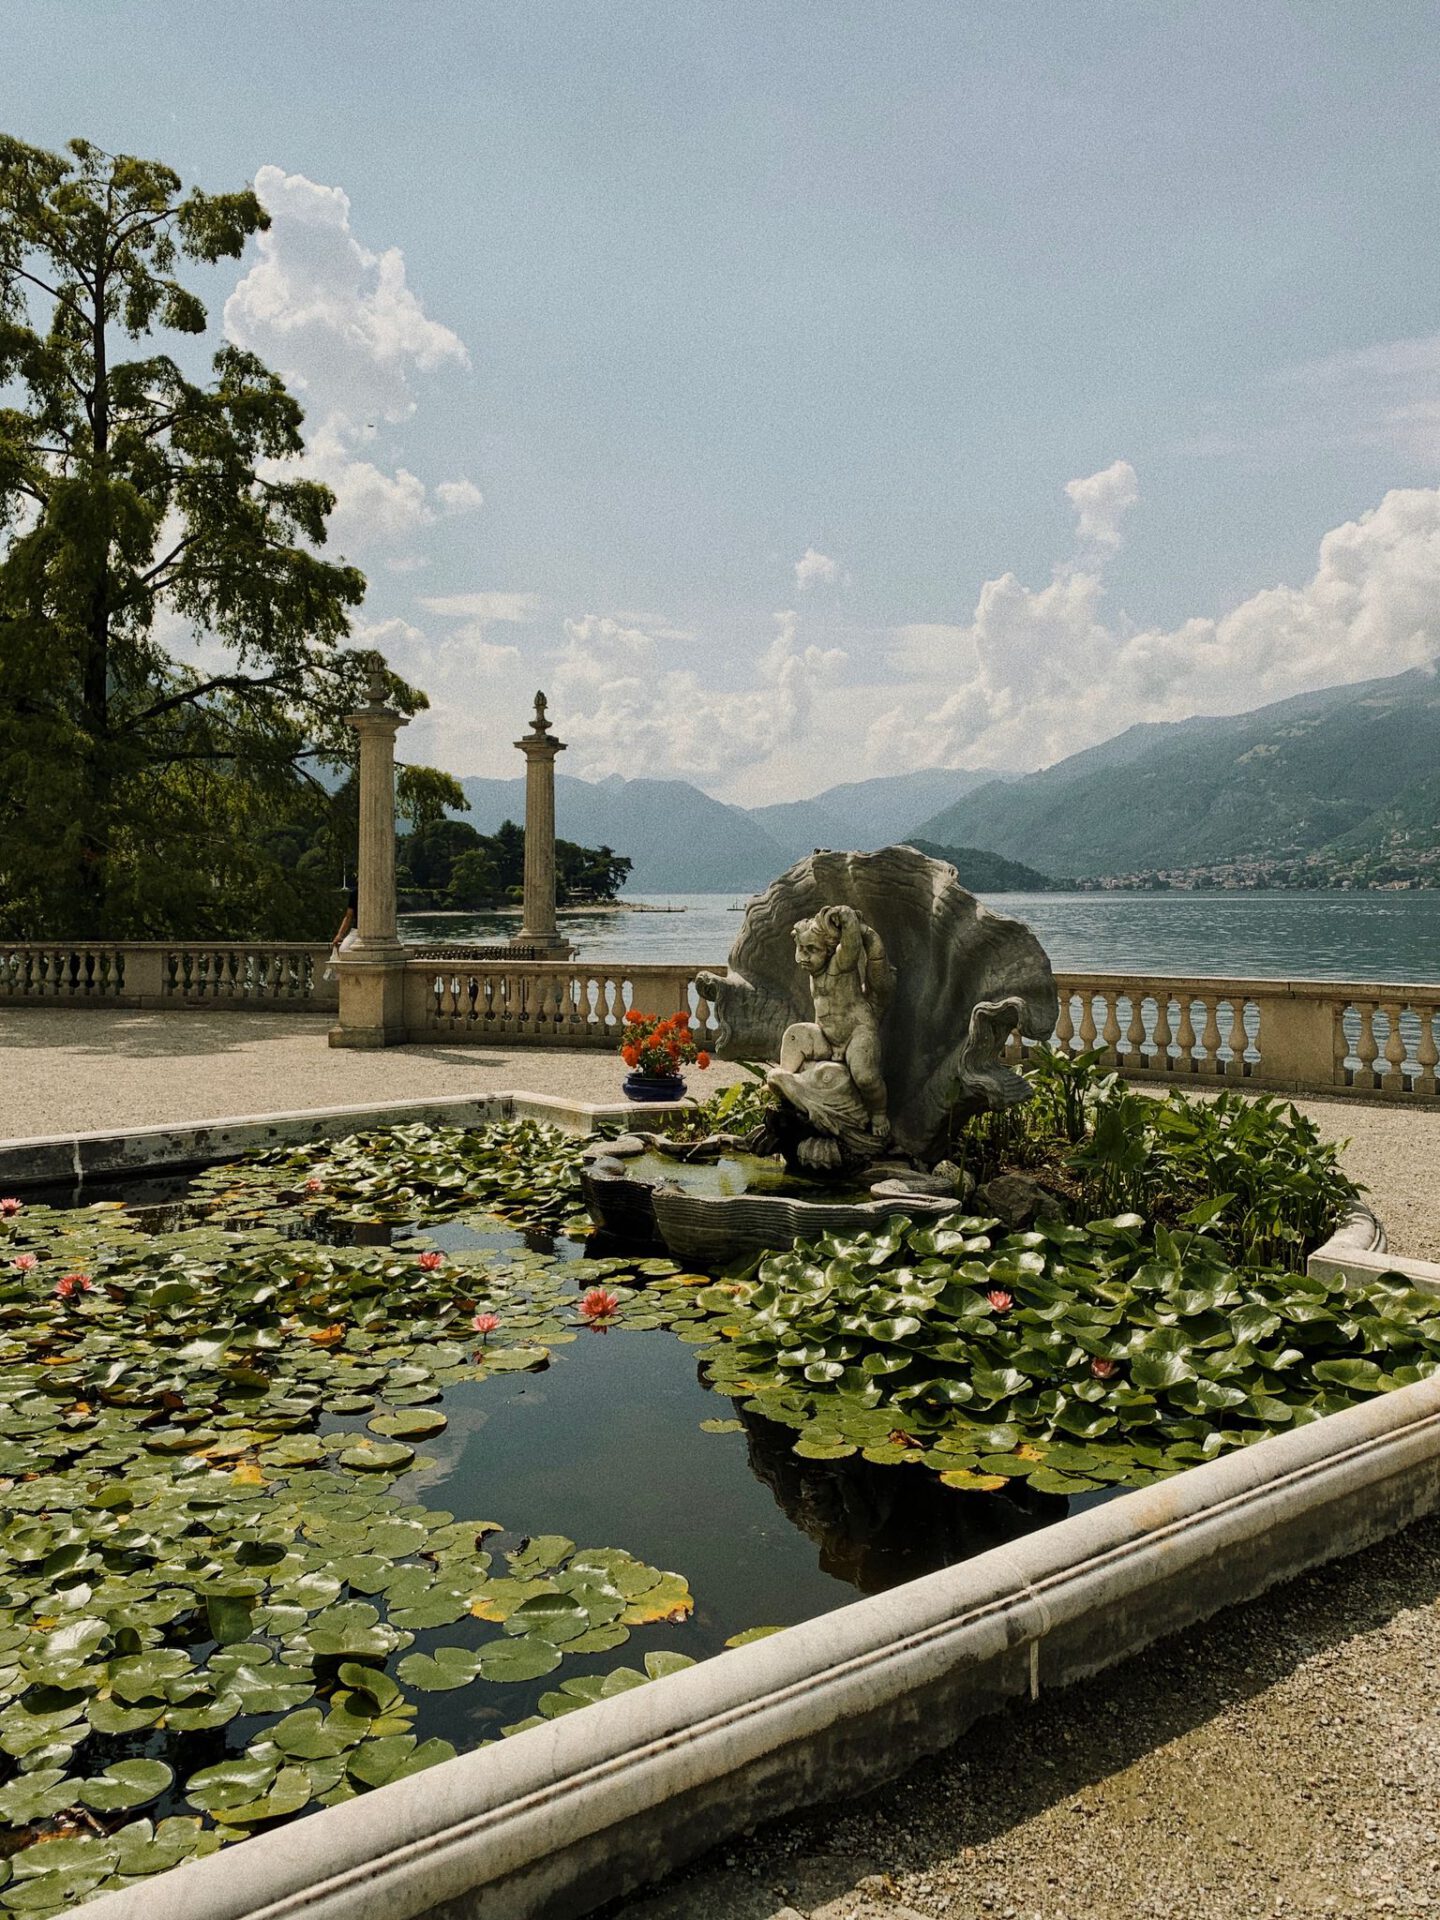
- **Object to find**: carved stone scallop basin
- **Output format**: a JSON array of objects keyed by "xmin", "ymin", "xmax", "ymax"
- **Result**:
[{"xmin": 580, "ymin": 1148, "xmax": 960, "ymax": 1265}]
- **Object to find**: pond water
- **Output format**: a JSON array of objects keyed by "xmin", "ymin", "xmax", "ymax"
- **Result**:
[
  {"xmin": 2, "ymin": 1100, "xmax": 1399, "ymax": 1899},
  {"xmin": 19, "ymin": 1180, "xmax": 1075, "ymax": 1801}
]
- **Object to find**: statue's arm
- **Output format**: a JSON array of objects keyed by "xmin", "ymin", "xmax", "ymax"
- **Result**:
[{"xmin": 825, "ymin": 905, "xmax": 865, "ymax": 977}]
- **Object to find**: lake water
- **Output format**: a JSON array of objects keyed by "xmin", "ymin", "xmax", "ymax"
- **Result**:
[{"xmin": 403, "ymin": 889, "xmax": 1440, "ymax": 983}]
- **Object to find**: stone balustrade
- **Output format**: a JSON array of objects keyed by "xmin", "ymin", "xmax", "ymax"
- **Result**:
[
  {"xmin": 407, "ymin": 959, "xmax": 1440, "ymax": 1102},
  {"xmin": 1012, "ymin": 973, "xmax": 1440, "ymax": 1102},
  {"xmin": 407, "ymin": 960, "xmax": 715, "ymax": 1046},
  {"xmin": 0, "ymin": 942, "xmax": 337, "ymax": 1009},
  {"xmin": 4, "ymin": 945, "xmax": 1438, "ymax": 1103}
]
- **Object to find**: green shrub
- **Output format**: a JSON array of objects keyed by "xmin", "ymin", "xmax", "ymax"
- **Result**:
[{"xmin": 954, "ymin": 1049, "xmax": 1359, "ymax": 1268}]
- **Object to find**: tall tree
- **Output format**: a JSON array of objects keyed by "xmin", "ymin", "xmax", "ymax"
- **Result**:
[{"xmin": 0, "ymin": 134, "xmax": 446, "ymax": 937}]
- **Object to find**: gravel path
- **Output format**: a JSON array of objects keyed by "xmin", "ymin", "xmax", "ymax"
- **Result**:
[
  {"xmin": 0, "ymin": 1008, "xmax": 744, "ymax": 1137},
  {"xmin": 609, "ymin": 1512, "xmax": 1440, "ymax": 1920},
  {"xmin": 1, "ymin": 1008, "xmax": 1433, "ymax": 1260}
]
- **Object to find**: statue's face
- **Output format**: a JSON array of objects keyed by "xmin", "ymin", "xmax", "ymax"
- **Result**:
[{"xmin": 793, "ymin": 919, "xmax": 834, "ymax": 975}]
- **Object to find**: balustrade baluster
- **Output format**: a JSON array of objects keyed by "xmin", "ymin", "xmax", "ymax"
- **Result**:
[
  {"xmin": 1054, "ymin": 993, "xmax": 1076, "ymax": 1056},
  {"xmin": 1333, "ymin": 1000, "xmax": 1352, "ymax": 1088},
  {"xmin": 1077, "ymin": 994, "xmax": 1098, "ymax": 1052},
  {"xmin": 1124, "ymin": 995, "xmax": 1146, "ymax": 1067},
  {"xmin": 1100, "ymin": 995, "xmax": 1120, "ymax": 1069},
  {"xmin": 1355, "ymin": 1004, "xmax": 1380, "ymax": 1087},
  {"xmin": 1199, "ymin": 998, "xmax": 1222, "ymax": 1076},
  {"xmin": 1382, "ymin": 1001, "xmax": 1408, "ymax": 1090},
  {"xmin": 1150, "ymin": 996, "xmax": 1173, "ymax": 1070},
  {"xmin": 1417, "ymin": 1009, "xmax": 1439, "ymax": 1098},
  {"xmin": 1174, "ymin": 998, "xmax": 1197, "ymax": 1072}
]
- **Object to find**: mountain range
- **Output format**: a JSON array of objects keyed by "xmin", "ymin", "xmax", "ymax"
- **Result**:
[{"xmin": 452, "ymin": 666, "xmax": 1440, "ymax": 891}]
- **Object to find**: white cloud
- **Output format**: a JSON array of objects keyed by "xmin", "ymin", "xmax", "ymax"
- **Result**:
[
  {"xmin": 356, "ymin": 611, "xmax": 529, "ymax": 772},
  {"xmin": 1279, "ymin": 332, "xmax": 1440, "ymax": 464},
  {"xmin": 1064, "ymin": 459, "xmax": 1138, "ymax": 554},
  {"xmin": 866, "ymin": 479, "xmax": 1440, "ymax": 773},
  {"xmin": 225, "ymin": 166, "xmax": 478, "ymax": 555},
  {"xmin": 794, "ymin": 547, "xmax": 841, "ymax": 590},
  {"xmin": 553, "ymin": 610, "xmax": 846, "ymax": 782},
  {"xmin": 434, "ymin": 479, "xmax": 485, "ymax": 515},
  {"xmin": 418, "ymin": 592, "xmax": 539, "ymax": 623},
  {"xmin": 227, "ymin": 166, "xmax": 467, "ymax": 422}
]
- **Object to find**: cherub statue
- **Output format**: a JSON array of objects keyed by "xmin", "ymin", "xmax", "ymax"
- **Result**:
[{"xmin": 766, "ymin": 905, "xmax": 894, "ymax": 1169}]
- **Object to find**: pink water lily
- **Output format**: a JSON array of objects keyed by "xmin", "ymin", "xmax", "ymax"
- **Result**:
[
  {"xmin": 472, "ymin": 1312, "xmax": 500, "ymax": 1339},
  {"xmin": 304, "ymin": 1178, "xmax": 324, "ymax": 1195},
  {"xmin": 54, "ymin": 1273, "xmax": 93, "ymax": 1302},
  {"xmin": 1089, "ymin": 1355, "xmax": 1119, "ymax": 1380},
  {"xmin": 0, "ymin": 1198, "xmax": 21, "ymax": 1219},
  {"xmin": 984, "ymin": 1288, "xmax": 1013, "ymax": 1313},
  {"xmin": 12, "ymin": 1253, "xmax": 37, "ymax": 1273},
  {"xmin": 417, "ymin": 1250, "xmax": 444, "ymax": 1271},
  {"xmin": 579, "ymin": 1287, "xmax": 621, "ymax": 1324}
]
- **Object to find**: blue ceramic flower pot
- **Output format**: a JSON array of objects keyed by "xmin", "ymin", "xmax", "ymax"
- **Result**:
[{"xmin": 623, "ymin": 1072, "xmax": 687, "ymax": 1103}]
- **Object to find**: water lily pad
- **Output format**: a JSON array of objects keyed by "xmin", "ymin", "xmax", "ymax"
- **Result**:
[
  {"xmin": 368, "ymin": 1409, "xmax": 448, "ymax": 1439},
  {"xmin": 339, "ymin": 1441, "xmax": 416, "ymax": 1472},
  {"xmin": 397, "ymin": 1646, "xmax": 483, "ymax": 1691},
  {"xmin": 477, "ymin": 1638, "xmax": 562, "ymax": 1683},
  {"xmin": 723, "ymin": 1625, "xmax": 785, "ymax": 1648},
  {"xmin": 78, "ymin": 1757, "xmax": 174, "ymax": 1810}
]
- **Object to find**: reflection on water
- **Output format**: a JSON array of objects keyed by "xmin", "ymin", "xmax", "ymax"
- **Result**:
[
  {"xmin": 404, "ymin": 889, "xmax": 1440, "ymax": 981},
  {"xmin": 738, "ymin": 1406, "xmax": 1066, "ymax": 1594}
]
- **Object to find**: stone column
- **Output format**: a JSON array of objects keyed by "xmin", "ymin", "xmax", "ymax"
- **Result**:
[
  {"xmin": 512, "ymin": 691, "xmax": 573, "ymax": 958},
  {"xmin": 329, "ymin": 671, "xmax": 410, "ymax": 1048}
]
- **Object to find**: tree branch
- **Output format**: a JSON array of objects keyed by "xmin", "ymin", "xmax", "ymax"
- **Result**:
[{"xmin": 116, "ymin": 670, "xmax": 292, "ymax": 732}]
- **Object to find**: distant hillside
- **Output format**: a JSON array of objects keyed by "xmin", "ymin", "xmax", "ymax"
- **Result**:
[
  {"xmin": 906, "ymin": 839, "xmax": 1057, "ymax": 892},
  {"xmin": 907, "ymin": 668, "xmax": 1440, "ymax": 879},
  {"xmin": 455, "ymin": 773, "xmax": 790, "ymax": 892},
  {"xmin": 747, "ymin": 768, "xmax": 1001, "ymax": 865}
]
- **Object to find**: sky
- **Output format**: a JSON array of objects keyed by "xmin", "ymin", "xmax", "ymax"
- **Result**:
[{"xmin": 7, "ymin": 1, "xmax": 1440, "ymax": 802}]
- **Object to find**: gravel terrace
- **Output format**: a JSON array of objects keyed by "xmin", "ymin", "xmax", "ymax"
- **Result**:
[
  {"xmin": 3, "ymin": 1004, "xmax": 1440, "ymax": 1920},
  {"xmin": 0, "ymin": 1008, "xmax": 1433, "ymax": 1261},
  {"xmin": 0, "ymin": 1007, "xmax": 747, "ymax": 1137}
]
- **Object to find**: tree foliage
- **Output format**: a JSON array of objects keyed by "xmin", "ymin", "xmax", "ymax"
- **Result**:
[
  {"xmin": 0, "ymin": 134, "xmax": 450, "ymax": 938},
  {"xmin": 397, "ymin": 817, "xmax": 632, "ymax": 909}
]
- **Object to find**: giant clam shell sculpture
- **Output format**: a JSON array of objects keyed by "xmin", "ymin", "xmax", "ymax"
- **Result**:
[{"xmin": 697, "ymin": 846, "xmax": 1059, "ymax": 1161}]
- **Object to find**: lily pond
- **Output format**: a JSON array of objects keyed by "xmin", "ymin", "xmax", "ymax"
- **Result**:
[{"xmin": 2, "ymin": 1107, "xmax": 1438, "ymax": 1913}]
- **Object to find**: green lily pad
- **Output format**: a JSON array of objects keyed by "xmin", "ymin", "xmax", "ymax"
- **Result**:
[
  {"xmin": 477, "ymin": 1638, "xmax": 563, "ymax": 1683},
  {"xmin": 78, "ymin": 1757, "xmax": 174, "ymax": 1811},
  {"xmin": 396, "ymin": 1646, "xmax": 483, "ymax": 1691}
]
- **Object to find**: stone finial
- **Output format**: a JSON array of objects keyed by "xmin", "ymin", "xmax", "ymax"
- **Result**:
[
  {"xmin": 363, "ymin": 666, "xmax": 391, "ymax": 711},
  {"xmin": 516, "ymin": 690, "xmax": 564, "ymax": 756}
]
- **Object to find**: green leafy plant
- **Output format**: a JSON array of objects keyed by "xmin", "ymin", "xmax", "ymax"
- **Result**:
[
  {"xmin": 698, "ymin": 1212, "xmax": 1432, "ymax": 1495},
  {"xmin": 664, "ymin": 1064, "xmax": 776, "ymax": 1142},
  {"xmin": 950, "ymin": 1049, "xmax": 1358, "ymax": 1268},
  {"xmin": 0, "ymin": 1168, "xmax": 704, "ymax": 1901}
]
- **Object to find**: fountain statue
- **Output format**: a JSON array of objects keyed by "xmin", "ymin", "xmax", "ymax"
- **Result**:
[
  {"xmin": 699, "ymin": 845, "xmax": 1058, "ymax": 1173},
  {"xmin": 766, "ymin": 905, "xmax": 894, "ymax": 1169},
  {"xmin": 581, "ymin": 844, "xmax": 1060, "ymax": 1261}
]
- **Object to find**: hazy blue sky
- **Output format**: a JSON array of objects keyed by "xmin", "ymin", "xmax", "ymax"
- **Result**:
[{"xmin": 7, "ymin": 3, "xmax": 1440, "ymax": 798}]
